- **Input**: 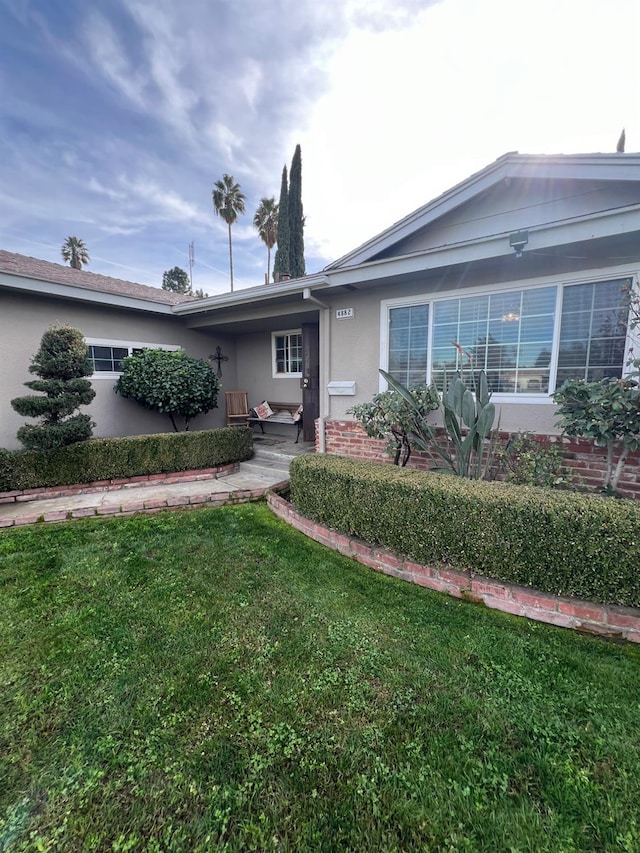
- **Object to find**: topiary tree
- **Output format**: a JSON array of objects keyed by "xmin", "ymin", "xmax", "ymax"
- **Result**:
[
  {"xmin": 11, "ymin": 325, "xmax": 96, "ymax": 450},
  {"xmin": 348, "ymin": 385, "xmax": 440, "ymax": 466},
  {"xmin": 114, "ymin": 349, "xmax": 220, "ymax": 432}
]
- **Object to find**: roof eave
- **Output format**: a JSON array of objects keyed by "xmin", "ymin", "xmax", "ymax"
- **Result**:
[
  {"xmin": 172, "ymin": 273, "xmax": 331, "ymax": 315},
  {"xmin": 0, "ymin": 273, "xmax": 176, "ymax": 314}
]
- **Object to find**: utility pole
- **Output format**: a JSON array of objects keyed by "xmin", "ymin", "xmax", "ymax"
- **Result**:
[{"xmin": 188, "ymin": 241, "xmax": 195, "ymax": 291}]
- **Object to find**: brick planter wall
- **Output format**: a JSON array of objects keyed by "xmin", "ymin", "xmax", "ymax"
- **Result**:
[
  {"xmin": 0, "ymin": 463, "xmax": 239, "ymax": 506},
  {"xmin": 319, "ymin": 420, "xmax": 640, "ymax": 499},
  {"xmin": 268, "ymin": 490, "xmax": 640, "ymax": 644}
]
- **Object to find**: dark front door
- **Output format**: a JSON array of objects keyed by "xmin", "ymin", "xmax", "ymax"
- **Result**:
[{"xmin": 301, "ymin": 322, "xmax": 319, "ymax": 442}]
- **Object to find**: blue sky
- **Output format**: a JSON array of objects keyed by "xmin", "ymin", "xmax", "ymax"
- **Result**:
[{"xmin": 1, "ymin": 0, "xmax": 638, "ymax": 295}]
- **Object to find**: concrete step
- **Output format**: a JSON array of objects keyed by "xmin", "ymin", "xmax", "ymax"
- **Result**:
[
  {"xmin": 236, "ymin": 443, "xmax": 308, "ymax": 483},
  {"xmin": 251, "ymin": 446, "xmax": 302, "ymax": 465},
  {"xmin": 224, "ymin": 467, "xmax": 289, "ymax": 489},
  {"xmin": 239, "ymin": 459, "xmax": 290, "ymax": 478}
]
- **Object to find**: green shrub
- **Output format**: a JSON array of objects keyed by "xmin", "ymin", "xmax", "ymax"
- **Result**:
[
  {"xmin": 553, "ymin": 377, "xmax": 640, "ymax": 493},
  {"xmin": 0, "ymin": 428, "xmax": 252, "ymax": 492},
  {"xmin": 290, "ymin": 454, "xmax": 640, "ymax": 607},
  {"xmin": 114, "ymin": 348, "xmax": 220, "ymax": 432},
  {"xmin": 497, "ymin": 432, "xmax": 571, "ymax": 488},
  {"xmin": 348, "ymin": 384, "xmax": 439, "ymax": 466}
]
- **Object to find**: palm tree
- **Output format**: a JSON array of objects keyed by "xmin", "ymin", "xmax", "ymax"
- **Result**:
[
  {"xmin": 61, "ymin": 237, "xmax": 90, "ymax": 270},
  {"xmin": 212, "ymin": 173, "xmax": 246, "ymax": 292},
  {"xmin": 253, "ymin": 197, "xmax": 278, "ymax": 283}
]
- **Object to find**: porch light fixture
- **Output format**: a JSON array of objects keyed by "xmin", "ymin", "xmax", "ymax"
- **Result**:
[{"xmin": 509, "ymin": 229, "xmax": 529, "ymax": 258}]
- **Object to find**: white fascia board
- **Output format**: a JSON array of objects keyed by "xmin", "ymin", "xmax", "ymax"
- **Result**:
[
  {"xmin": 172, "ymin": 273, "xmax": 331, "ymax": 315},
  {"xmin": 324, "ymin": 205, "xmax": 640, "ymax": 289},
  {"xmin": 0, "ymin": 274, "xmax": 175, "ymax": 314},
  {"xmin": 504, "ymin": 153, "xmax": 640, "ymax": 181}
]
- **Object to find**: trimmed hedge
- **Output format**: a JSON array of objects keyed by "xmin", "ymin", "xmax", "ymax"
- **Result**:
[
  {"xmin": 0, "ymin": 427, "xmax": 253, "ymax": 492},
  {"xmin": 290, "ymin": 454, "xmax": 640, "ymax": 607}
]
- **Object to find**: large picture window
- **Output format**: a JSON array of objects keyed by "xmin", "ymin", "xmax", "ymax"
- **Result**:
[
  {"xmin": 382, "ymin": 277, "xmax": 631, "ymax": 398},
  {"xmin": 431, "ymin": 286, "xmax": 556, "ymax": 393},
  {"xmin": 272, "ymin": 330, "xmax": 302, "ymax": 377}
]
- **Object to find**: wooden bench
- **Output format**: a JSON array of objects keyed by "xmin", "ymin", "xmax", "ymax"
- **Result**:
[{"xmin": 248, "ymin": 401, "xmax": 303, "ymax": 443}]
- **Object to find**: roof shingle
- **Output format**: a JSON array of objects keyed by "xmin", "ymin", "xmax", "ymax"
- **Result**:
[{"xmin": 0, "ymin": 250, "xmax": 195, "ymax": 306}]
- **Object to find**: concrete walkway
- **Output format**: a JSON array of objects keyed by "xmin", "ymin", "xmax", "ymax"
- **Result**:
[{"xmin": 0, "ymin": 435, "xmax": 313, "ymax": 528}]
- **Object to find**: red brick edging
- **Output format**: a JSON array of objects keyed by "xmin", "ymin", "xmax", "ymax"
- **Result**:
[
  {"xmin": 0, "ymin": 466, "xmax": 289, "ymax": 527},
  {"xmin": 0, "ymin": 486, "xmax": 276, "ymax": 528},
  {"xmin": 267, "ymin": 491, "xmax": 640, "ymax": 644},
  {"xmin": 0, "ymin": 464, "xmax": 240, "ymax": 505}
]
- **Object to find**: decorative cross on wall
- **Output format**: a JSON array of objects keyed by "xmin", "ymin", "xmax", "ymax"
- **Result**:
[{"xmin": 210, "ymin": 345, "xmax": 229, "ymax": 378}]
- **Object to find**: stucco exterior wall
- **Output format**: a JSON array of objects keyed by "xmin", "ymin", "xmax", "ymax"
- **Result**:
[
  {"xmin": 325, "ymin": 291, "xmax": 381, "ymax": 419},
  {"xmin": 1, "ymin": 292, "xmax": 234, "ymax": 449},
  {"xmin": 235, "ymin": 331, "xmax": 303, "ymax": 410}
]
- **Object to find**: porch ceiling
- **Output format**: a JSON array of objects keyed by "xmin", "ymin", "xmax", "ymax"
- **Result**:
[{"xmin": 183, "ymin": 303, "xmax": 320, "ymax": 334}]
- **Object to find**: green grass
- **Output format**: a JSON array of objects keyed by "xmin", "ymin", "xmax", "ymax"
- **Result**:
[{"xmin": 1, "ymin": 505, "xmax": 639, "ymax": 852}]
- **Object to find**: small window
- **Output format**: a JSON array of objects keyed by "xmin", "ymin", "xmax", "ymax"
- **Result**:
[
  {"xmin": 88, "ymin": 345, "xmax": 130, "ymax": 373},
  {"xmin": 85, "ymin": 339, "xmax": 179, "ymax": 376},
  {"xmin": 272, "ymin": 330, "xmax": 302, "ymax": 377}
]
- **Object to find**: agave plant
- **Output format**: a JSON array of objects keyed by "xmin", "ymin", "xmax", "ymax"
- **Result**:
[{"xmin": 380, "ymin": 347, "xmax": 498, "ymax": 479}]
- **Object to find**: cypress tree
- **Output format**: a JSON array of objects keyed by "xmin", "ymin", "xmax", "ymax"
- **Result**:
[
  {"xmin": 11, "ymin": 325, "xmax": 96, "ymax": 451},
  {"xmin": 288, "ymin": 144, "xmax": 305, "ymax": 278},
  {"xmin": 273, "ymin": 165, "xmax": 290, "ymax": 280}
]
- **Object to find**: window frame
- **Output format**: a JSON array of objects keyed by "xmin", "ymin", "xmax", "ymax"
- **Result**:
[
  {"xmin": 271, "ymin": 329, "xmax": 303, "ymax": 379},
  {"xmin": 379, "ymin": 270, "xmax": 636, "ymax": 403},
  {"xmin": 85, "ymin": 338, "xmax": 180, "ymax": 379}
]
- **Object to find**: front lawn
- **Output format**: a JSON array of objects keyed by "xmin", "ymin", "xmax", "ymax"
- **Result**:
[{"xmin": 1, "ymin": 505, "xmax": 639, "ymax": 851}]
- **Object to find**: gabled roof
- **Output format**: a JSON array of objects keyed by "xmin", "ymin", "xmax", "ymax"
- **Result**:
[
  {"xmin": 326, "ymin": 152, "xmax": 640, "ymax": 270},
  {"xmin": 0, "ymin": 250, "xmax": 193, "ymax": 307}
]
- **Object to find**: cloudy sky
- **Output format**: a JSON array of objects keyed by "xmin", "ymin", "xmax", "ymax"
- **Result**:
[{"xmin": 1, "ymin": 0, "xmax": 638, "ymax": 295}]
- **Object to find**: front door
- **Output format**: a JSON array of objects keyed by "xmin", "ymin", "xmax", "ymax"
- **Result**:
[{"xmin": 301, "ymin": 322, "xmax": 319, "ymax": 442}]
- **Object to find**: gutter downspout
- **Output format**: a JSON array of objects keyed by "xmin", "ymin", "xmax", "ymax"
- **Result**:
[{"xmin": 303, "ymin": 288, "xmax": 330, "ymax": 453}]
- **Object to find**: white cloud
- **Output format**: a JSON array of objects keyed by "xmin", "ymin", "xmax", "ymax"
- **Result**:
[
  {"xmin": 126, "ymin": 179, "xmax": 201, "ymax": 222},
  {"xmin": 88, "ymin": 178, "xmax": 127, "ymax": 201},
  {"xmin": 2, "ymin": 0, "xmax": 639, "ymax": 291},
  {"xmin": 299, "ymin": 0, "xmax": 640, "ymax": 261},
  {"xmin": 83, "ymin": 11, "xmax": 148, "ymax": 110}
]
